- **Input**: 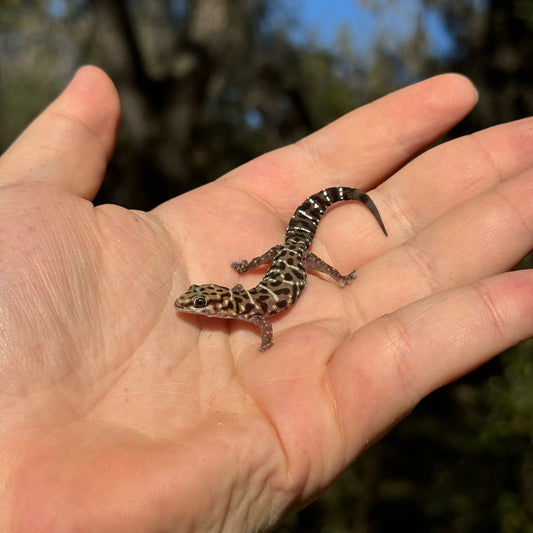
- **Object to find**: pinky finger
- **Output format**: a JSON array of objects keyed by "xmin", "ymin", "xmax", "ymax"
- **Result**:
[{"xmin": 329, "ymin": 269, "xmax": 533, "ymax": 456}]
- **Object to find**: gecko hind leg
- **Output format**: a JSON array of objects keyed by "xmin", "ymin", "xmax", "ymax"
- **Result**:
[{"xmin": 303, "ymin": 251, "xmax": 356, "ymax": 286}]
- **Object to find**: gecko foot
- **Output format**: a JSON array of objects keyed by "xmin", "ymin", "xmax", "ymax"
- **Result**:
[
  {"xmin": 259, "ymin": 340, "xmax": 274, "ymax": 352},
  {"xmin": 338, "ymin": 270, "xmax": 357, "ymax": 286},
  {"xmin": 231, "ymin": 260, "xmax": 249, "ymax": 273}
]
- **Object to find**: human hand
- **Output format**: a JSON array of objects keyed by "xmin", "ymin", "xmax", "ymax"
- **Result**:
[{"xmin": 1, "ymin": 66, "xmax": 532, "ymax": 533}]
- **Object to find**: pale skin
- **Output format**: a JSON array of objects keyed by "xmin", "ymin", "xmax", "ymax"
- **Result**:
[{"xmin": 1, "ymin": 66, "xmax": 533, "ymax": 533}]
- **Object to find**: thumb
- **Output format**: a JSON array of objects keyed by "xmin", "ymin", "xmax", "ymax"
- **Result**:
[{"xmin": 0, "ymin": 65, "xmax": 120, "ymax": 200}]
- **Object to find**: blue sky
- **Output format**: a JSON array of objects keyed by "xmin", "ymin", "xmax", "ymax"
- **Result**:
[{"xmin": 281, "ymin": 0, "xmax": 486, "ymax": 61}]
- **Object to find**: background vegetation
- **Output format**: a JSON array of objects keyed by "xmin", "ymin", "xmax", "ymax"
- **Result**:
[{"xmin": 1, "ymin": 1, "xmax": 532, "ymax": 531}]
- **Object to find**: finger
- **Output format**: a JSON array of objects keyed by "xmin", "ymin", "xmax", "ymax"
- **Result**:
[
  {"xmin": 222, "ymin": 74, "xmax": 477, "ymax": 225},
  {"xmin": 353, "ymin": 166, "xmax": 533, "ymax": 322},
  {"xmin": 298, "ymin": 73, "xmax": 478, "ymax": 189},
  {"xmin": 0, "ymin": 65, "xmax": 120, "ymax": 199},
  {"xmin": 295, "ymin": 116, "xmax": 533, "ymax": 321},
  {"xmin": 329, "ymin": 269, "xmax": 533, "ymax": 457},
  {"xmin": 380, "ymin": 116, "xmax": 533, "ymax": 239},
  {"xmin": 267, "ymin": 116, "xmax": 533, "ymax": 283}
]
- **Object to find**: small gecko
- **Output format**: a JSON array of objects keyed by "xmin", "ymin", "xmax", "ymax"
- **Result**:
[{"xmin": 175, "ymin": 187, "xmax": 387, "ymax": 351}]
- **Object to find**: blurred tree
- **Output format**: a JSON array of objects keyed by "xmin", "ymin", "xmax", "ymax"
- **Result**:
[
  {"xmin": 428, "ymin": 0, "xmax": 533, "ymax": 132},
  {"xmin": 1, "ymin": 0, "xmax": 341, "ymax": 207},
  {"xmin": 86, "ymin": 0, "xmax": 381, "ymax": 208}
]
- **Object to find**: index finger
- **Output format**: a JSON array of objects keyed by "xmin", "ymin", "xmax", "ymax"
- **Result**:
[
  {"xmin": 299, "ymin": 73, "xmax": 478, "ymax": 190},
  {"xmin": 226, "ymin": 74, "xmax": 478, "ymax": 207}
]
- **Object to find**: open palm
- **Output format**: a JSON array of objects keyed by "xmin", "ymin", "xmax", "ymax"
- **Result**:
[{"xmin": 1, "ymin": 66, "xmax": 532, "ymax": 533}]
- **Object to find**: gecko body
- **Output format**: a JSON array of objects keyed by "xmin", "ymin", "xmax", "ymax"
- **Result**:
[{"xmin": 175, "ymin": 187, "xmax": 387, "ymax": 351}]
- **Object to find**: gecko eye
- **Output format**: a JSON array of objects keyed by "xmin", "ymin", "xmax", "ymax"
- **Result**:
[{"xmin": 193, "ymin": 296, "xmax": 208, "ymax": 308}]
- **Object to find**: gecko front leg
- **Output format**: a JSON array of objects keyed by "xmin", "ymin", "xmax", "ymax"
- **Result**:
[{"xmin": 231, "ymin": 245, "xmax": 283, "ymax": 273}]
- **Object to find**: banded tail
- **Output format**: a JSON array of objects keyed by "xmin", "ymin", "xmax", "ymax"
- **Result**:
[{"xmin": 284, "ymin": 187, "xmax": 387, "ymax": 247}]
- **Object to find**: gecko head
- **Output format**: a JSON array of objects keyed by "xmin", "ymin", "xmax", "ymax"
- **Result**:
[{"xmin": 174, "ymin": 284, "xmax": 232, "ymax": 317}]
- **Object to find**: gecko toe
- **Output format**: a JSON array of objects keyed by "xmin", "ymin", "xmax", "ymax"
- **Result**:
[
  {"xmin": 231, "ymin": 260, "xmax": 249, "ymax": 273},
  {"xmin": 259, "ymin": 341, "xmax": 274, "ymax": 352}
]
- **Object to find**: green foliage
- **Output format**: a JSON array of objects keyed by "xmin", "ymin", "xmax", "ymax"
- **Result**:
[{"xmin": 514, "ymin": 0, "xmax": 533, "ymax": 30}]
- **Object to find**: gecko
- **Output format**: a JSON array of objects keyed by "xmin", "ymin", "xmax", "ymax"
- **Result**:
[{"xmin": 174, "ymin": 187, "xmax": 387, "ymax": 351}]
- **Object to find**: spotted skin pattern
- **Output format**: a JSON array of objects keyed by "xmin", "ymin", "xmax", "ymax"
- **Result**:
[{"xmin": 175, "ymin": 187, "xmax": 387, "ymax": 351}]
